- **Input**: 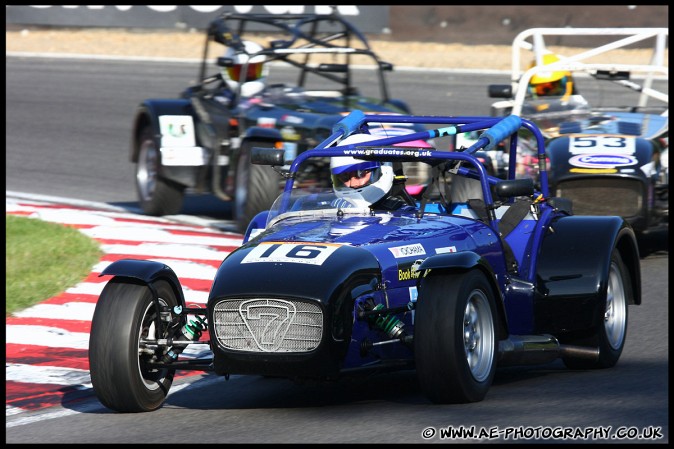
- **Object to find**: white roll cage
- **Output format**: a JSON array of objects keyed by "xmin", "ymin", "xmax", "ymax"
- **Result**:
[{"xmin": 508, "ymin": 28, "xmax": 668, "ymax": 119}]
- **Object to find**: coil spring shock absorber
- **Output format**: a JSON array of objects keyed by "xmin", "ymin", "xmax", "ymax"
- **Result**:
[
  {"xmin": 160, "ymin": 315, "xmax": 207, "ymax": 363},
  {"xmin": 360, "ymin": 303, "xmax": 411, "ymax": 356},
  {"xmin": 371, "ymin": 304, "xmax": 405, "ymax": 339}
]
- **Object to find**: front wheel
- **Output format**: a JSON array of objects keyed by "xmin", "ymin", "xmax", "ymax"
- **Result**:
[
  {"xmin": 89, "ymin": 278, "xmax": 179, "ymax": 412},
  {"xmin": 415, "ymin": 270, "xmax": 498, "ymax": 404},
  {"xmin": 135, "ymin": 125, "xmax": 185, "ymax": 216},
  {"xmin": 562, "ymin": 249, "xmax": 631, "ymax": 369},
  {"xmin": 233, "ymin": 139, "xmax": 282, "ymax": 234}
]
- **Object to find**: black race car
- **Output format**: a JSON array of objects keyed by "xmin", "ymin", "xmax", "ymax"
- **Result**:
[{"xmin": 130, "ymin": 11, "xmax": 424, "ymax": 232}]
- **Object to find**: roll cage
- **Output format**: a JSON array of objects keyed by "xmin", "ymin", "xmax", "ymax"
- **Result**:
[
  {"xmin": 489, "ymin": 28, "xmax": 669, "ymax": 138},
  {"xmin": 254, "ymin": 111, "xmax": 549, "ymax": 230},
  {"xmin": 199, "ymin": 11, "xmax": 395, "ymax": 102}
]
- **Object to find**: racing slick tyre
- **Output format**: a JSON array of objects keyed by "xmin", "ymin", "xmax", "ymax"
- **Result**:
[
  {"xmin": 234, "ymin": 139, "xmax": 281, "ymax": 234},
  {"xmin": 135, "ymin": 125, "xmax": 185, "ymax": 216},
  {"xmin": 415, "ymin": 270, "xmax": 498, "ymax": 404},
  {"xmin": 562, "ymin": 249, "xmax": 631, "ymax": 370},
  {"xmin": 89, "ymin": 278, "xmax": 179, "ymax": 412}
]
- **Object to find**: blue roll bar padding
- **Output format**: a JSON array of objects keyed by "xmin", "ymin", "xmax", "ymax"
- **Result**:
[
  {"xmin": 332, "ymin": 109, "xmax": 366, "ymax": 136},
  {"xmin": 482, "ymin": 115, "xmax": 522, "ymax": 152}
]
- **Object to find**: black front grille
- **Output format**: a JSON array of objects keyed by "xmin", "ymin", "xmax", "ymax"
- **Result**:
[{"xmin": 556, "ymin": 178, "xmax": 643, "ymax": 217}]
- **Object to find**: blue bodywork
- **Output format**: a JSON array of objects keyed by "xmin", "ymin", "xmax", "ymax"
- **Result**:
[
  {"xmin": 113, "ymin": 112, "xmax": 644, "ymax": 374},
  {"xmin": 199, "ymin": 112, "xmax": 640, "ymax": 378},
  {"xmin": 95, "ymin": 111, "xmax": 642, "ymax": 411}
]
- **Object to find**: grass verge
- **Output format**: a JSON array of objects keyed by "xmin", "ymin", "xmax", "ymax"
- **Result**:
[{"xmin": 6, "ymin": 214, "xmax": 103, "ymax": 316}]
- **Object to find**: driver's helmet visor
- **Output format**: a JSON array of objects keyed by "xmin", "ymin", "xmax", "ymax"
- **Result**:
[
  {"xmin": 227, "ymin": 62, "xmax": 264, "ymax": 82},
  {"xmin": 531, "ymin": 77, "xmax": 567, "ymax": 97},
  {"xmin": 332, "ymin": 161, "xmax": 381, "ymax": 189}
]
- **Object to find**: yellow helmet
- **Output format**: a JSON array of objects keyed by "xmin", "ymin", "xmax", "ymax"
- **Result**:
[{"xmin": 528, "ymin": 54, "xmax": 573, "ymax": 97}]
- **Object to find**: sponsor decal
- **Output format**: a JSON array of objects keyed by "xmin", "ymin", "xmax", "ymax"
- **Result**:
[
  {"xmin": 159, "ymin": 115, "xmax": 196, "ymax": 147},
  {"xmin": 569, "ymin": 168, "xmax": 618, "ymax": 174},
  {"xmin": 435, "ymin": 246, "xmax": 457, "ymax": 254},
  {"xmin": 409, "ymin": 286, "xmax": 418, "ymax": 302},
  {"xmin": 411, "ymin": 258, "xmax": 424, "ymax": 273},
  {"xmin": 241, "ymin": 242, "xmax": 340, "ymax": 265},
  {"xmin": 280, "ymin": 126, "xmax": 301, "ymax": 141},
  {"xmin": 398, "ymin": 258, "xmax": 425, "ymax": 281},
  {"xmin": 389, "ymin": 243, "xmax": 426, "ymax": 258},
  {"xmin": 344, "ymin": 148, "xmax": 432, "ymax": 158},
  {"xmin": 569, "ymin": 136, "xmax": 635, "ymax": 155},
  {"xmin": 160, "ymin": 146, "xmax": 208, "ymax": 166},
  {"xmin": 158, "ymin": 114, "xmax": 207, "ymax": 166},
  {"xmin": 281, "ymin": 114, "xmax": 304, "ymax": 124},
  {"xmin": 398, "ymin": 267, "xmax": 421, "ymax": 281},
  {"xmin": 569, "ymin": 154, "xmax": 638, "ymax": 169},
  {"xmin": 257, "ymin": 117, "xmax": 276, "ymax": 128}
]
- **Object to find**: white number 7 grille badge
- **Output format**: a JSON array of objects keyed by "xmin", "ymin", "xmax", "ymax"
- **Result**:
[{"xmin": 239, "ymin": 298, "xmax": 296, "ymax": 352}]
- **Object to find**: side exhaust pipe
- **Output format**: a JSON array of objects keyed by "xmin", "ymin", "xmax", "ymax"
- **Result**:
[{"xmin": 498, "ymin": 335, "xmax": 599, "ymax": 366}]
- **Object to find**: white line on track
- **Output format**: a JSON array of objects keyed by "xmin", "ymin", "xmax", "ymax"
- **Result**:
[
  {"xmin": 100, "ymin": 242, "xmax": 231, "ymax": 260},
  {"xmin": 6, "ymin": 51, "xmax": 510, "ymax": 74},
  {"xmin": 5, "ymin": 374, "xmax": 228, "ymax": 428},
  {"xmin": 80, "ymin": 225, "xmax": 242, "ymax": 246},
  {"xmin": 93, "ymin": 258, "xmax": 219, "ymax": 280},
  {"xmin": 6, "ymin": 363, "xmax": 92, "ymax": 387},
  {"xmin": 5, "ymin": 325, "xmax": 91, "ymax": 349},
  {"xmin": 62, "ymin": 281, "xmax": 209, "ymax": 304}
]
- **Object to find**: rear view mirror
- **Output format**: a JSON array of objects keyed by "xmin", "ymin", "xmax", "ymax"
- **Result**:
[
  {"xmin": 251, "ymin": 148, "xmax": 285, "ymax": 166},
  {"xmin": 488, "ymin": 84, "xmax": 512, "ymax": 98}
]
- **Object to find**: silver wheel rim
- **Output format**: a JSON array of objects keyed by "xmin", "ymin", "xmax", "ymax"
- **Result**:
[
  {"xmin": 137, "ymin": 141, "xmax": 158, "ymax": 202},
  {"xmin": 605, "ymin": 262, "xmax": 627, "ymax": 349},
  {"xmin": 137, "ymin": 298, "xmax": 169, "ymax": 390},
  {"xmin": 463, "ymin": 289, "xmax": 495, "ymax": 382}
]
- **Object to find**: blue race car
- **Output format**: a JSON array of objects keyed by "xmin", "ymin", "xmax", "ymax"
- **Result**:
[{"xmin": 90, "ymin": 111, "xmax": 641, "ymax": 412}]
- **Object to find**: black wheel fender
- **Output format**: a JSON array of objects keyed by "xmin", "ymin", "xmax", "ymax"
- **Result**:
[
  {"xmin": 100, "ymin": 259, "xmax": 187, "ymax": 311},
  {"xmin": 537, "ymin": 215, "xmax": 641, "ymax": 306},
  {"xmin": 417, "ymin": 252, "xmax": 509, "ymax": 339},
  {"xmin": 561, "ymin": 248, "xmax": 633, "ymax": 369}
]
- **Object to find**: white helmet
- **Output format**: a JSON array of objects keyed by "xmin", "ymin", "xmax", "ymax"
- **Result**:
[
  {"xmin": 222, "ymin": 40, "xmax": 269, "ymax": 97},
  {"xmin": 331, "ymin": 133, "xmax": 394, "ymax": 208}
]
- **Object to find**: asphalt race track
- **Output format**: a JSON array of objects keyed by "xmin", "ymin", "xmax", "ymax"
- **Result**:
[{"xmin": 5, "ymin": 55, "xmax": 669, "ymax": 443}]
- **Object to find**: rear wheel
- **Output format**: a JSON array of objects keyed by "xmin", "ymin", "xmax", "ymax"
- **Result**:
[
  {"xmin": 234, "ymin": 139, "xmax": 281, "ymax": 234},
  {"xmin": 135, "ymin": 125, "xmax": 184, "ymax": 216},
  {"xmin": 415, "ymin": 270, "xmax": 498, "ymax": 404},
  {"xmin": 89, "ymin": 278, "xmax": 179, "ymax": 412},
  {"xmin": 562, "ymin": 249, "xmax": 630, "ymax": 369}
]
